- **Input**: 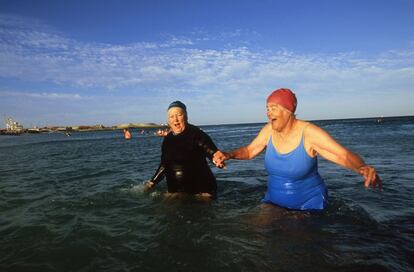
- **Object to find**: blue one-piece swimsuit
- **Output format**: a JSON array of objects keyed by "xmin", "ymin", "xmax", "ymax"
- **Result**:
[{"xmin": 263, "ymin": 134, "xmax": 328, "ymax": 210}]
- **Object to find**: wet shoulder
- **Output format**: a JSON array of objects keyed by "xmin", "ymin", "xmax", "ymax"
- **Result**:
[
  {"xmin": 302, "ymin": 121, "xmax": 324, "ymax": 139},
  {"xmin": 187, "ymin": 123, "xmax": 199, "ymax": 132},
  {"xmin": 301, "ymin": 120, "xmax": 324, "ymax": 157},
  {"xmin": 258, "ymin": 123, "xmax": 273, "ymax": 146},
  {"xmin": 187, "ymin": 124, "xmax": 204, "ymax": 136},
  {"xmin": 262, "ymin": 122, "xmax": 273, "ymax": 135},
  {"xmin": 261, "ymin": 123, "xmax": 272, "ymax": 134}
]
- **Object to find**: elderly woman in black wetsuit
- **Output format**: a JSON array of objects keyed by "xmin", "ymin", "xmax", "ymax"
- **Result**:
[{"xmin": 144, "ymin": 101, "xmax": 223, "ymax": 198}]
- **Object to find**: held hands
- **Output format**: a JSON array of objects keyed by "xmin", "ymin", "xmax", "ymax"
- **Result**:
[
  {"xmin": 359, "ymin": 165, "xmax": 382, "ymax": 189},
  {"xmin": 212, "ymin": 150, "xmax": 231, "ymax": 169}
]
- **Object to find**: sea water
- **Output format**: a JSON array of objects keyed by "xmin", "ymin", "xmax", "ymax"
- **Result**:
[{"xmin": 0, "ymin": 116, "xmax": 413, "ymax": 271}]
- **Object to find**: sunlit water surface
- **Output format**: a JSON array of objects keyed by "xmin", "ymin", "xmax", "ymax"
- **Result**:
[{"xmin": 0, "ymin": 116, "xmax": 413, "ymax": 271}]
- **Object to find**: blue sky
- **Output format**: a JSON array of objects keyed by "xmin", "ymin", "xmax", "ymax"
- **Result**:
[{"xmin": 1, "ymin": 0, "xmax": 413, "ymax": 127}]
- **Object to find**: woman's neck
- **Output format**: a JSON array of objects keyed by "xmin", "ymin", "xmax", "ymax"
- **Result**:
[{"xmin": 275, "ymin": 116, "xmax": 296, "ymax": 138}]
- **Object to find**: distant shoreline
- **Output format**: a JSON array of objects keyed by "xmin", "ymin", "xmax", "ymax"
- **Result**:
[
  {"xmin": 0, "ymin": 123, "xmax": 167, "ymax": 135},
  {"xmin": 1, "ymin": 115, "xmax": 413, "ymax": 132}
]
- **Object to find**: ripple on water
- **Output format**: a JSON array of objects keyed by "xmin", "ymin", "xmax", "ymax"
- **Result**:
[{"xmin": 1, "ymin": 119, "xmax": 413, "ymax": 271}]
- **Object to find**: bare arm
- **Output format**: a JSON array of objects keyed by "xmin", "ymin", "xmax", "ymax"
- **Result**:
[
  {"xmin": 213, "ymin": 124, "xmax": 271, "ymax": 164},
  {"xmin": 306, "ymin": 123, "xmax": 381, "ymax": 188}
]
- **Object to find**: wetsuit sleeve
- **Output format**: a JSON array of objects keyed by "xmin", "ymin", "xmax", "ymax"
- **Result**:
[
  {"xmin": 149, "ymin": 163, "xmax": 166, "ymax": 185},
  {"xmin": 195, "ymin": 129, "xmax": 218, "ymax": 160}
]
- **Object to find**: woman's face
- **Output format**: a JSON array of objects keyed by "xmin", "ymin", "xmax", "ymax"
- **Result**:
[
  {"xmin": 266, "ymin": 102, "xmax": 292, "ymax": 131},
  {"xmin": 168, "ymin": 107, "xmax": 187, "ymax": 134}
]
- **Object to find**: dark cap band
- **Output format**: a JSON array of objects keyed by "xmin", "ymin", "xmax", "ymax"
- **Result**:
[{"xmin": 168, "ymin": 101, "xmax": 187, "ymax": 111}]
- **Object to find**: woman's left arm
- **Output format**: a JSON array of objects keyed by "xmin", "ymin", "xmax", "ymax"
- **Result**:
[
  {"xmin": 306, "ymin": 124, "xmax": 382, "ymax": 188},
  {"xmin": 195, "ymin": 128, "xmax": 229, "ymax": 169},
  {"xmin": 196, "ymin": 130, "xmax": 217, "ymax": 157}
]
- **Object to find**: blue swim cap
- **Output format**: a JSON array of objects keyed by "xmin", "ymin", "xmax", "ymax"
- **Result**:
[{"xmin": 168, "ymin": 101, "xmax": 187, "ymax": 111}]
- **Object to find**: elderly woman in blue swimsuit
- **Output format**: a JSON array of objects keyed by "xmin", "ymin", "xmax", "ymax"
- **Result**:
[{"xmin": 213, "ymin": 88, "xmax": 382, "ymax": 210}]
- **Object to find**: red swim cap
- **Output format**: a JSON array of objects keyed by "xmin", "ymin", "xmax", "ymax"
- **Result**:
[{"xmin": 266, "ymin": 88, "xmax": 297, "ymax": 113}]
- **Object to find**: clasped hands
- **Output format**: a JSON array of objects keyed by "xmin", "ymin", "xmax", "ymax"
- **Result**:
[{"xmin": 212, "ymin": 150, "xmax": 230, "ymax": 169}]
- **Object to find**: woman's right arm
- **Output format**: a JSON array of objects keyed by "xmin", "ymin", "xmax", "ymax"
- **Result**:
[
  {"xmin": 145, "ymin": 163, "xmax": 166, "ymax": 190},
  {"xmin": 214, "ymin": 123, "xmax": 271, "ymax": 163}
]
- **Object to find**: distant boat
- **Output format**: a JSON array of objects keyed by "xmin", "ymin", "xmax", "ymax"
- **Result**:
[{"xmin": 27, "ymin": 128, "xmax": 41, "ymax": 133}]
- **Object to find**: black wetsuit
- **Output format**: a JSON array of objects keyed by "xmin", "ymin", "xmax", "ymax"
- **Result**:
[{"xmin": 150, "ymin": 124, "xmax": 218, "ymax": 196}]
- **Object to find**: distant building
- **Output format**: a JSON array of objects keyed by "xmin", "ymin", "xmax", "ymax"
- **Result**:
[{"xmin": 5, "ymin": 117, "xmax": 24, "ymax": 132}]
